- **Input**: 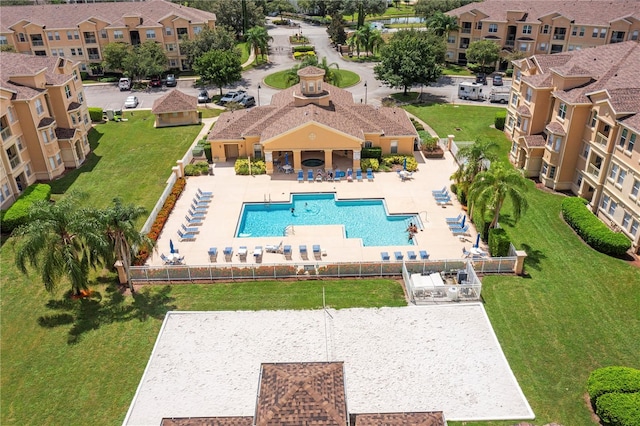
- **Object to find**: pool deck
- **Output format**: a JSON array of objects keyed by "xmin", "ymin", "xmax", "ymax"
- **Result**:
[{"xmin": 150, "ymin": 151, "xmax": 482, "ymax": 266}]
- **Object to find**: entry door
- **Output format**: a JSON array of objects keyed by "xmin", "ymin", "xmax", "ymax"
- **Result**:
[{"xmin": 225, "ymin": 144, "xmax": 239, "ymax": 159}]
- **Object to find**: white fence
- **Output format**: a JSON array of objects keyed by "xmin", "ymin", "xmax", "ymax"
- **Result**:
[{"xmin": 403, "ymin": 261, "xmax": 483, "ymax": 304}]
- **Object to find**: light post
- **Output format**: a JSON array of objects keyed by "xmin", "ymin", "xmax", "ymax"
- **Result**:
[
  {"xmin": 257, "ymin": 84, "xmax": 261, "ymax": 106},
  {"xmin": 364, "ymin": 81, "xmax": 368, "ymax": 105}
]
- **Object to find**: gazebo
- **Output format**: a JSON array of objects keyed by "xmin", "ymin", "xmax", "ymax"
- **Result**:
[{"xmin": 151, "ymin": 89, "xmax": 199, "ymax": 128}]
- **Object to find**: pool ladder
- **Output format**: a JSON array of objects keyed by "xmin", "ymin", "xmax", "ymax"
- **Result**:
[
  {"xmin": 264, "ymin": 193, "xmax": 271, "ymax": 204},
  {"xmin": 284, "ymin": 224, "xmax": 294, "ymax": 236}
]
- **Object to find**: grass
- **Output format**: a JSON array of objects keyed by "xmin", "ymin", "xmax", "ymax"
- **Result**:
[
  {"xmin": 237, "ymin": 42, "xmax": 250, "ymax": 65},
  {"xmin": 391, "ymin": 92, "xmax": 420, "ymax": 102},
  {"xmin": 264, "ymin": 69, "xmax": 360, "ymax": 89},
  {"xmin": 198, "ymin": 108, "xmax": 224, "ymax": 119},
  {"xmin": 442, "ymin": 64, "xmax": 473, "ymax": 76},
  {"xmin": 48, "ymin": 111, "xmax": 202, "ymax": 209}
]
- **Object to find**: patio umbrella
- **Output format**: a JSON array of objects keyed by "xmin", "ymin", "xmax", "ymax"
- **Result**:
[
  {"xmin": 403, "ymin": 157, "xmax": 407, "ymax": 170},
  {"xmin": 284, "ymin": 152, "xmax": 289, "ymax": 165},
  {"xmin": 169, "ymin": 239, "xmax": 175, "ymax": 254},
  {"xmin": 460, "ymin": 215, "xmax": 466, "ymax": 228},
  {"xmin": 474, "ymin": 233, "xmax": 481, "ymax": 248}
]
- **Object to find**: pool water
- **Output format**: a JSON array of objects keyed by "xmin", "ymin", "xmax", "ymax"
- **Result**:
[
  {"xmin": 236, "ymin": 193, "xmax": 418, "ymax": 246},
  {"xmin": 301, "ymin": 158, "xmax": 325, "ymax": 168}
]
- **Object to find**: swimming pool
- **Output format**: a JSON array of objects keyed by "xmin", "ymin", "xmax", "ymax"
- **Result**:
[{"xmin": 236, "ymin": 193, "xmax": 419, "ymax": 246}]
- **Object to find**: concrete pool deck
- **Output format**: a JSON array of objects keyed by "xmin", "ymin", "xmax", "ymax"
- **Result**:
[
  {"xmin": 149, "ymin": 150, "xmax": 481, "ymax": 266},
  {"xmin": 123, "ymin": 304, "xmax": 535, "ymax": 425}
]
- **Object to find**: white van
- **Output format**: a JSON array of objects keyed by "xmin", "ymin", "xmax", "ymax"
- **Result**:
[
  {"xmin": 118, "ymin": 77, "xmax": 131, "ymax": 91},
  {"xmin": 458, "ymin": 82, "xmax": 485, "ymax": 100}
]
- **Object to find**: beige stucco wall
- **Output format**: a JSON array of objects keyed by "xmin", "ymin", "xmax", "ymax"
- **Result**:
[{"xmin": 154, "ymin": 110, "xmax": 199, "ymax": 128}]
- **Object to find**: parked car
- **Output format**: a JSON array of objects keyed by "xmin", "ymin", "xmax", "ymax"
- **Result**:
[
  {"xmin": 149, "ymin": 76, "xmax": 162, "ymax": 87},
  {"xmin": 118, "ymin": 77, "xmax": 131, "ymax": 91},
  {"xmin": 218, "ymin": 90, "xmax": 246, "ymax": 105},
  {"xmin": 239, "ymin": 94, "xmax": 256, "ymax": 108},
  {"xmin": 197, "ymin": 90, "xmax": 210, "ymax": 104},
  {"xmin": 492, "ymin": 75, "xmax": 504, "ymax": 86},
  {"xmin": 165, "ymin": 74, "xmax": 177, "ymax": 87},
  {"xmin": 124, "ymin": 95, "xmax": 139, "ymax": 108},
  {"xmin": 475, "ymin": 73, "xmax": 487, "ymax": 85}
]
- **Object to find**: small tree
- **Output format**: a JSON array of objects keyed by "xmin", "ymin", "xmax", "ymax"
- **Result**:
[
  {"xmin": 466, "ymin": 40, "xmax": 501, "ymax": 72},
  {"xmin": 193, "ymin": 49, "xmax": 242, "ymax": 96},
  {"xmin": 179, "ymin": 26, "xmax": 237, "ymax": 69},
  {"xmin": 451, "ymin": 138, "xmax": 499, "ymax": 197},
  {"xmin": 327, "ymin": 13, "xmax": 347, "ymax": 46},
  {"xmin": 427, "ymin": 11, "xmax": 459, "ymax": 37},
  {"xmin": 285, "ymin": 56, "xmax": 341, "ymax": 87},
  {"xmin": 245, "ymin": 25, "xmax": 273, "ymax": 60},
  {"xmin": 121, "ymin": 41, "xmax": 167, "ymax": 81},
  {"xmin": 102, "ymin": 42, "xmax": 132, "ymax": 73}
]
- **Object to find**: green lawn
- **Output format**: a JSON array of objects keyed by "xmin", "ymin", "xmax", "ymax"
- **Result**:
[
  {"xmin": 48, "ymin": 111, "xmax": 203, "ymax": 209},
  {"xmin": 442, "ymin": 64, "xmax": 473, "ymax": 76},
  {"xmin": 264, "ymin": 69, "xmax": 360, "ymax": 89}
]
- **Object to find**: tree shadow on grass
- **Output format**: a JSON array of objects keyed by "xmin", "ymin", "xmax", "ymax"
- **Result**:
[
  {"xmin": 48, "ymin": 128, "xmax": 103, "ymax": 196},
  {"xmin": 520, "ymin": 243, "xmax": 546, "ymax": 272},
  {"xmin": 37, "ymin": 285, "xmax": 176, "ymax": 345}
]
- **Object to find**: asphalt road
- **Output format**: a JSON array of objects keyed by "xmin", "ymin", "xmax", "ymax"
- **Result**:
[{"xmin": 84, "ymin": 18, "xmax": 508, "ymax": 110}]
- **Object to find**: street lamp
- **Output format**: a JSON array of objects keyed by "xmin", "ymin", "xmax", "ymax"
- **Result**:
[
  {"xmin": 257, "ymin": 84, "xmax": 261, "ymax": 106},
  {"xmin": 364, "ymin": 81, "xmax": 368, "ymax": 105}
]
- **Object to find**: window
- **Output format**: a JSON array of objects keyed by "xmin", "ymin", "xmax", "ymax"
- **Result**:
[
  {"xmin": 67, "ymin": 31, "xmax": 73, "ymax": 40},
  {"xmin": 631, "ymin": 30, "xmax": 639, "ymax": 41},
  {"xmin": 631, "ymin": 219, "xmax": 639, "ymax": 236},
  {"xmin": 48, "ymin": 156, "xmax": 56, "ymax": 169},
  {"xmin": 169, "ymin": 59, "xmax": 178, "ymax": 67},
  {"xmin": 579, "ymin": 27, "xmax": 585, "ymax": 37},
  {"xmin": 488, "ymin": 24, "xmax": 498, "ymax": 33},
  {"xmin": 571, "ymin": 26, "xmax": 578, "ymax": 36},
  {"xmin": 557, "ymin": 102, "xmax": 567, "ymax": 120},
  {"xmin": 511, "ymin": 141, "xmax": 517, "ymax": 154},
  {"xmin": 515, "ymin": 69, "xmax": 521, "ymax": 82},
  {"xmin": 507, "ymin": 116, "xmax": 515, "ymax": 129},
  {"xmin": 541, "ymin": 162, "xmax": 548, "ymax": 176},
  {"xmin": 575, "ymin": 172, "xmax": 583, "ymax": 188},
  {"xmin": 553, "ymin": 135, "xmax": 562, "ymax": 152},
  {"xmin": 78, "ymin": 91, "xmax": 84, "ymax": 103},
  {"xmin": 18, "ymin": 33, "xmax": 26, "ymax": 42},
  {"xmin": 519, "ymin": 43, "xmax": 528, "ymax": 52},
  {"xmin": 619, "ymin": 128, "xmax": 628, "ymax": 147},
  {"xmin": 522, "ymin": 118, "xmax": 529, "ymax": 132},
  {"xmin": 390, "ymin": 140, "xmax": 398, "ymax": 154},
  {"xmin": 166, "ymin": 43, "xmax": 175, "ymax": 51},
  {"xmin": 83, "ymin": 32, "xmax": 97, "ymax": 44},
  {"xmin": 77, "ymin": 48, "xmax": 83, "ymax": 56},
  {"xmin": 582, "ymin": 143, "xmax": 590, "ymax": 158},
  {"xmin": 16, "ymin": 136, "xmax": 24, "ymax": 151},
  {"xmin": 542, "ymin": 24, "xmax": 550, "ymax": 34},
  {"xmin": 35, "ymin": 99, "xmax": 44, "ymax": 115},
  {"xmin": 600, "ymin": 28, "xmax": 606, "ymax": 38},
  {"xmin": 73, "ymin": 70, "xmax": 78, "ymax": 81},
  {"xmin": 74, "ymin": 31, "xmax": 79, "ymax": 40},
  {"xmin": 100, "ymin": 29, "xmax": 107, "ymax": 39},
  {"xmin": 64, "ymin": 84, "xmax": 72, "ymax": 99},
  {"xmin": 522, "ymin": 25, "xmax": 532, "ymax": 34},
  {"xmin": 47, "ymin": 31, "xmax": 53, "ymax": 41},
  {"xmin": 591, "ymin": 111, "xmax": 598, "ymax": 127},
  {"xmin": 592, "ymin": 28, "xmax": 599, "ymax": 38},
  {"xmin": 632, "ymin": 179, "xmax": 640, "ymax": 198},
  {"xmin": 114, "ymin": 30, "xmax": 124, "ymax": 39},
  {"xmin": 364, "ymin": 141, "xmax": 373, "ymax": 148},
  {"xmin": 177, "ymin": 28, "xmax": 188, "ymax": 37},
  {"xmin": 83, "ymin": 114, "xmax": 89, "ymax": 124},
  {"xmin": 525, "ymin": 87, "xmax": 533, "ymax": 102},
  {"xmin": 617, "ymin": 169, "xmax": 626, "ymax": 187},
  {"xmin": 2, "ymin": 183, "xmax": 10, "ymax": 199},
  {"xmin": 609, "ymin": 163, "xmax": 619, "ymax": 181},
  {"xmin": 55, "ymin": 31, "xmax": 60, "ymax": 40},
  {"xmin": 41, "ymin": 130, "xmax": 49, "ymax": 144},
  {"xmin": 253, "ymin": 143, "xmax": 262, "ymax": 159},
  {"xmin": 71, "ymin": 48, "xmax": 76, "ymax": 56},
  {"xmin": 601, "ymin": 194, "xmax": 610, "ymax": 210},
  {"xmin": 7, "ymin": 107, "xmax": 15, "ymax": 123},
  {"xmin": 511, "ymin": 93, "xmax": 518, "ymax": 106},
  {"xmin": 71, "ymin": 114, "xmax": 76, "ymax": 125},
  {"xmin": 622, "ymin": 212, "xmax": 631, "ymax": 229},
  {"xmin": 25, "ymin": 163, "xmax": 32, "ymax": 177},
  {"xmin": 538, "ymin": 42, "xmax": 547, "ymax": 51},
  {"xmin": 34, "ymin": 50, "xmax": 46, "ymax": 56},
  {"xmin": 628, "ymin": 134, "xmax": 636, "ymax": 152},
  {"xmin": 193, "ymin": 26, "xmax": 203, "ymax": 35},
  {"xmin": 549, "ymin": 165, "xmax": 556, "ymax": 179},
  {"xmin": 475, "ymin": 22, "xmax": 483, "ymax": 30},
  {"xmin": 165, "ymin": 27, "xmax": 173, "ymax": 36},
  {"xmin": 52, "ymin": 48, "xmax": 64, "ymax": 56},
  {"xmin": 608, "ymin": 200, "xmax": 617, "ymax": 216},
  {"xmin": 447, "ymin": 35, "xmax": 456, "ymax": 44},
  {"xmin": 146, "ymin": 30, "xmax": 156, "ymax": 39},
  {"xmin": 49, "ymin": 128, "xmax": 55, "ymax": 141},
  {"xmin": 30, "ymin": 34, "xmax": 44, "ymax": 46}
]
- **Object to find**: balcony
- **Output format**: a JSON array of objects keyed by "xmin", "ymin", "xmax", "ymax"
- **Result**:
[
  {"xmin": 459, "ymin": 44, "xmax": 469, "ymax": 49},
  {"xmin": 587, "ymin": 164, "xmax": 601, "ymax": 178},
  {"xmin": 461, "ymin": 28, "xmax": 471, "ymax": 34},
  {"xmin": 594, "ymin": 132, "xmax": 608, "ymax": 146},
  {"xmin": 552, "ymin": 35, "xmax": 565, "ymax": 40},
  {"xmin": 9, "ymin": 155, "xmax": 21, "ymax": 169},
  {"xmin": 1, "ymin": 127, "xmax": 12, "ymax": 142},
  {"xmin": 505, "ymin": 40, "xmax": 515, "ymax": 47},
  {"xmin": 88, "ymin": 54, "xmax": 100, "ymax": 60},
  {"xmin": 31, "ymin": 40, "xmax": 44, "ymax": 46}
]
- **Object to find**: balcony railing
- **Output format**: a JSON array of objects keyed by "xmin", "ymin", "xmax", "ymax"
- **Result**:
[
  {"xmin": 9, "ymin": 156, "xmax": 21, "ymax": 169},
  {"xmin": 505, "ymin": 40, "xmax": 515, "ymax": 47},
  {"xmin": 1, "ymin": 127, "xmax": 12, "ymax": 142},
  {"xmin": 31, "ymin": 40, "xmax": 44, "ymax": 46},
  {"xmin": 553, "ymin": 34, "xmax": 565, "ymax": 40},
  {"xmin": 595, "ymin": 132, "xmax": 608, "ymax": 146},
  {"xmin": 587, "ymin": 164, "xmax": 601, "ymax": 178},
  {"xmin": 84, "ymin": 36, "xmax": 97, "ymax": 44},
  {"xmin": 459, "ymin": 44, "xmax": 469, "ymax": 49},
  {"xmin": 88, "ymin": 54, "xmax": 100, "ymax": 60},
  {"xmin": 461, "ymin": 28, "xmax": 471, "ymax": 34}
]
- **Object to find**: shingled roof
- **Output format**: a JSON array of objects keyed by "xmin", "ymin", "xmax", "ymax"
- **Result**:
[
  {"xmin": 160, "ymin": 416, "xmax": 253, "ymax": 426},
  {"xmin": 0, "ymin": 52, "xmax": 74, "ymax": 99},
  {"xmin": 0, "ymin": 0, "xmax": 215, "ymax": 33},
  {"xmin": 352, "ymin": 412, "xmax": 446, "ymax": 425},
  {"xmin": 152, "ymin": 90, "xmax": 197, "ymax": 114},
  {"xmin": 447, "ymin": 1, "xmax": 640, "ymax": 26},
  {"xmin": 255, "ymin": 362, "xmax": 348, "ymax": 426}
]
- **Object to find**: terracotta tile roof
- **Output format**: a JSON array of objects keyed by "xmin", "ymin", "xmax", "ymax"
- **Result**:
[
  {"xmin": 209, "ymin": 79, "xmax": 417, "ymax": 143},
  {"xmin": 0, "ymin": 0, "xmax": 215, "ymax": 33},
  {"xmin": 298, "ymin": 66, "xmax": 326, "ymax": 76},
  {"xmin": 353, "ymin": 412, "xmax": 446, "ymax": 425},
  {"xmin": 545, "ymin": 121, "xmax": 566, "ymax": 135},
  {"xmin": 522, "ymin": 134, "xmax": 547, "ymax": 147},
  {"xmin": 160, "ymin": 417, "xmax": 253, "ymax": 426},
  {"xmin": 55, "ymin": 127, "xmax": 76, "ymax": 140},
  {"xmin": 37, "ymin": 117, "xmax": 55, "ymax": 128},
  {"xmin": 254, "ymin": 362, "xmax": 348, "ymax": 426},
  {"xmin": 516, "ymin": 105, "xmax": 531, "ymax": 116},
  {"xmin": 152, "ymin": 89, "xmax": 197, "ymax": 114},
  {"xmin": 448, "ymin": 1, "xmax": 640, "ymax": 26}
]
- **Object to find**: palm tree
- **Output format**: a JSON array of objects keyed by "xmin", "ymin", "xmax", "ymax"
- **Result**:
[
  {"xmin": 451, "ymin": 138, "xmax": 500, "ymax": 196},
  {"xmin": 427, "ymin": 11, "xmax": 459, "ymax": 37},
  {"xmin": 245, "ymin": 26, "xmax": 272, "ymax": 61},
  {"xmin": 97, "ymin": 198, "xmax": 153, "ymax": 293},
  {"xmin": 284, "ymin": 56, "xmax": 341, "ymax": 87},
  {"xmin": 346, "ymin": 32, "xmax": 361, "ymax": 58},
  {"xmin": 12, "ymin": 193, "xmax": 107, "ymax": 296},
  {"xmin": 468, "ymin": 164, "xmax": 529, "ymax": 229},
  {"xmin": 355, "ymin": 24, "xmax": 382, "ymax": 57},
  {"xmin": 367, "ymin": 29, "xmax": 385, "ymax": 56}
]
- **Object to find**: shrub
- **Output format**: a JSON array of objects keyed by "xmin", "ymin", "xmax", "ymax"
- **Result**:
[
  {"xmin": 361, "ymin": 147, "xmax": 382, "ymax": 160},
  {"xmin": 421, "ymin": 137, "xmax": 441, "ymax": 152},
  {"xmin": 410, "ymin": 118, "xmax": 424, "ymax": 131},
  {"xmin": 471, "ymin": 207, "xmax": 490, "ymax": 241},
  {"xmin": 505, "ymin": 69, "xmax": 513, "ymax": 77},
  {"xmin": 495, "ymin": 110, "xmax": 506, "ymax": 131},
  {"xmin": 380, "ymin": 155, "xmax": 418, "ymax": 172},
  {"xmin": 595, "ymin": 392, "xmax": 640, "ymax": 426},
  {"xmin": 198, "ymin": 139, "xmax": 212, "ymax": 162},
  {"xmin": 360, "ymin": 158, "xmax": 379, "ymax": 172},
  {"xmin": 293, "ymin": 51, "xmax": 316, "ymax": 60},
  {"xmin": 234, "ymin": 158, "xmax": 266, "ymax": 175},
  {"xmin": 88, "ymin": 107, "xmax": 103, "ymax": 122},
  {"xmin": 561, "ymin": 197, "xmax": 631, "ymax": 256},
  {"xmin": 2, "ymin": 184, "xmax": 52, "ymax": 233},
  {"xmin": 488, "ymin": 228, "xmax": 511, "ymax": 257},
  {"xmin": 80, "ymin": 72, "xmax": 89, "ymax": 80},
  {"xmin": 99, "ymin": 77, "xmax": 118, "ymax": 83},
  {"xmin": 587, "ymin": 366, "xmax": 640, "ymax": 404},
  {"xmin": 184, "ymin": 161, "xmax": 210, "ymax": 176},
  {"xmin": 456, "ymin": 185, "xmax": 467, "ymax": 206},
  {"xmin": 292, "ymin": 45, "xmax": 315, "ymax": 53}
]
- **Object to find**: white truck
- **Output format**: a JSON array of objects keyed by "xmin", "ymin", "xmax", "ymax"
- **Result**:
[
  {"xmin": 458, "ymin": 82, "xmax": 485, "ymax": 100},
  {"xmin": 487, "ymin": 86, "xmax": 510, "ymax": 103}
]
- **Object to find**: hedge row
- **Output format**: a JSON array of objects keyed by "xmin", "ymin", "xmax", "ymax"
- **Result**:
[
  {"xmin": 588, "ymin": 366, "xmax": 640, "ymax": 426},
  {"xmin": 596, "ymin": 392, "xmax": 640, "ymax": 426},
  {"xmin": 488, "ymin": 228, "xmax": 510, "ymax": 257},
  {"xmin": 362, "ymin": 147, "xmax": 382, "ymax": 160},
  {"xmin": 495, "ymin": 110, "xmax": 506, "ymax": 131},
  {"xmin": 184, "ymin": 161, "xmax": 209, "ymax": 176},
  {"xmin": 1, "ymin": 183, "xmax": 51, "ymax": 233},
  {"xmin": 587, "ymin": 367, "xmax": 640, "ymax": 403},
  {"xmin": 292, "ymin": 45, "xmax": 315, "ymax": 53},
  {"xmin": 234, "ymin": 158, "xmax": 266, "ymax": 175},
  {"xmin": 88, "ymin": 107, "xmax": 103, "ymax": 122},
  {"xmin": 293, "ymin": 51, "xmax": 315, "ymax": 60},
  {"xmin": 561, "ymin": 197, "xmax": 631, "ymax": 256},
  {"xmin": 360, "ymin": 158, "xmax": 379, "ymax": 172}
]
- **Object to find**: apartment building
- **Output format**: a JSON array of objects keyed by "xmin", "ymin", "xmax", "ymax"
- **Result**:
[
  {"xmin": 0, "ymin": 0, "xmax": 216, "ymax": 74},
  {"xmin": 446, "ymin": 0, "xmax": 640, "ymax": 67},
  {"xmin": 0, "ymin": 52, "xmax": 91, "ymax": 209},
  {"xmin": 505, "ymin": 41, "xmax": 640, "ymax": 252}
]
